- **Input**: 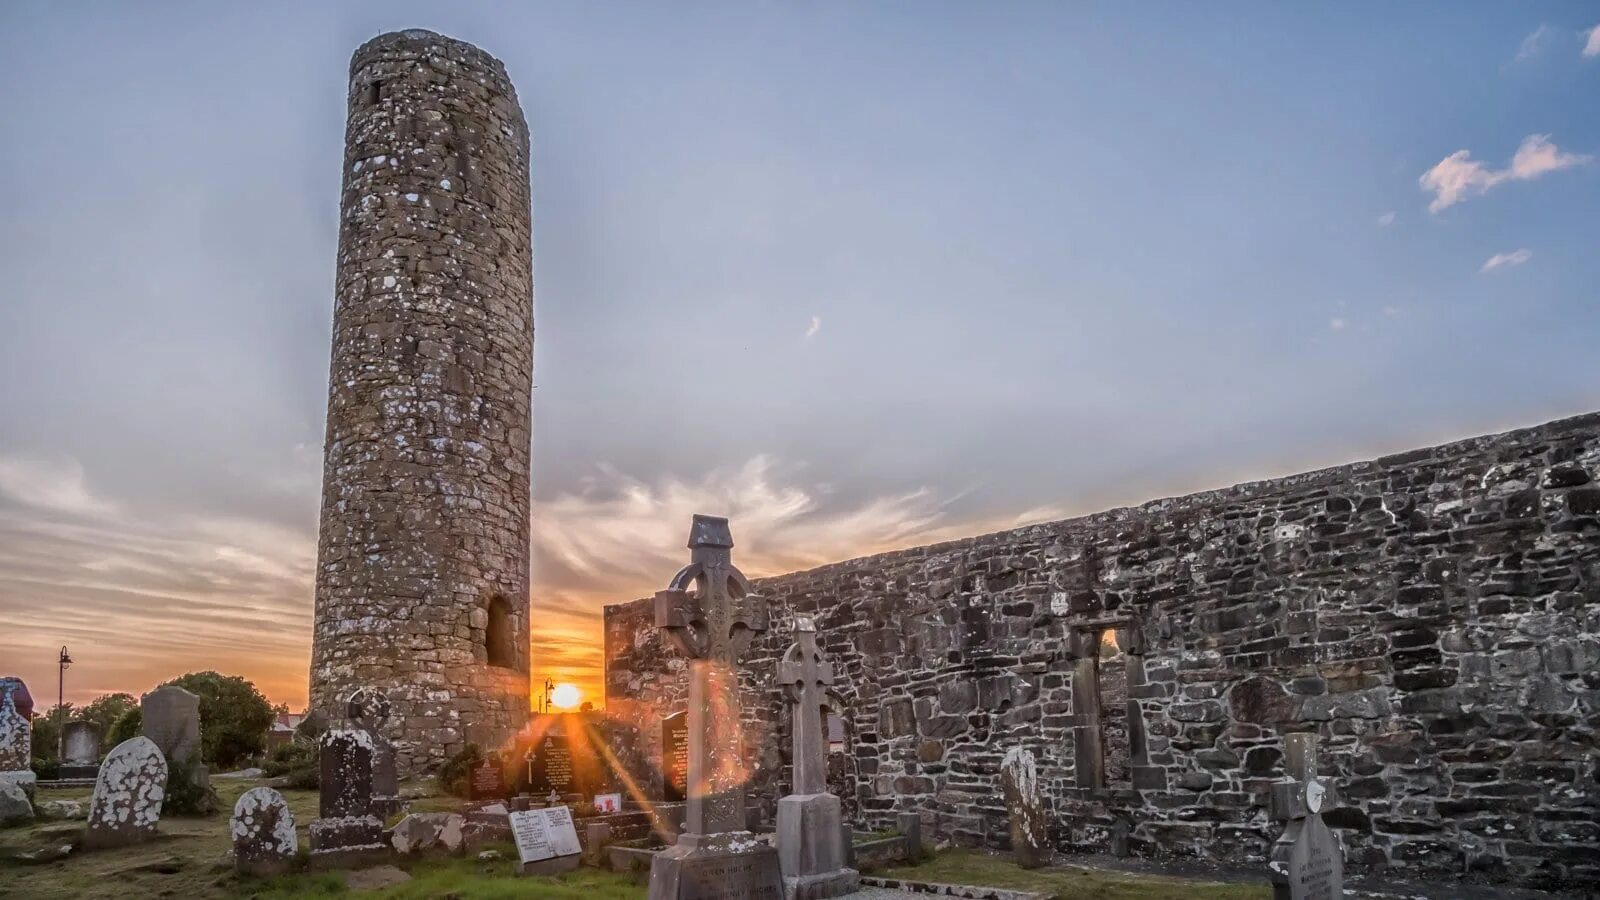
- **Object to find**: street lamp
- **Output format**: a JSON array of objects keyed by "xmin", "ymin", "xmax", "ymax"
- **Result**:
[{"xmin": 57, "ymin": 646, "xmax": 73, "ymax": 759}]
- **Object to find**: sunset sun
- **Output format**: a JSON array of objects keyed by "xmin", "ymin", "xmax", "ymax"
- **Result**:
[{"xmin": 550, "ymin": 682, "xmax": 582, "ymax": 710}]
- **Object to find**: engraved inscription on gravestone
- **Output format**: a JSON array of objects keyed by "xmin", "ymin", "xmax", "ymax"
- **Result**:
[
  {"xmin": 471, "ymin": 752, "xmax": 507, "ymax": 800},
  {"xmin": 662, "ymin": 711, "xmax": 688, "ymax": 802},
  {"xmin": 525, "ymin": 734, "xmax": 574, "ymax": 796},
  {"xmin": 510, "ymin": 805, "xmax": 582, "ymax": 864}
]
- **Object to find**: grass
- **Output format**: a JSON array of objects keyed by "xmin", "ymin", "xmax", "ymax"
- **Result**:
[
  {"xmin": 0, "ymin": 777, "xmax": 645, "ymax": 899},
  {"xmin": 882, "ymin": 848, "xmax": 1271, "ymax": 900}
]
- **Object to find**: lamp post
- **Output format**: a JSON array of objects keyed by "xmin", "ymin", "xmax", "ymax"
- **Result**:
[
  {"xmin": 540, "ymin": 678, "xmax": 553, "ymax": 714},
  {"xmin": 57, "ymin": 645, "xmax": 73, "ymax": 759}
]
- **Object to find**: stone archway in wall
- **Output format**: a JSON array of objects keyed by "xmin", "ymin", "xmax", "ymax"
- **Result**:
[{"xmin": 1067, "ymin": 618, "xmax": 1153, "ymax": 792}]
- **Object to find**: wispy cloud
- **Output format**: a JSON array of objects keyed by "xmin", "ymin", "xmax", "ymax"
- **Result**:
[
  {"xmin": 1329, "ymin": 317, "xmax": 1346, "ymax": 332},
  {"xmin": 1419, "ymin": 134, "xmax": 1589, "ymax": 213},
  {"xmin": 528, "ymin": 454, "xmax": 1063, "ymax": 698},
  {"xmin": 805, "ymin": 315, "xmax": 822, "ymax": 339},
  {"xmin": 1481, "ymin": 248, "xmax": 1533, "ymax": 272},
  {"xmin": 1584, "ymin": 25, "xmax": 1600, "ymax": 58},
  {"xmin": 1512, "ymin": 24, "xmax": 1556, "ymax": 63},
  {"xmin": 1376, "ymin": 211, "xmax": 1396, "ymax": 227},
  {"xmin": 0, "ymin": 454, "xmax": 118, "ymax": 517}
]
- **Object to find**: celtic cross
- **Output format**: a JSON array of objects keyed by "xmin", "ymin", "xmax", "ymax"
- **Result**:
[
  {"xmin": 654, "ymin": 514, "xmax": 769, "ymax": 835},
  {"xmin": 778, "ymin": 616, "xmax": 834, "ymax": 796}
]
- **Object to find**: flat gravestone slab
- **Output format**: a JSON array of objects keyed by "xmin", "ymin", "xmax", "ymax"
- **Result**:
[
  {"xmin": 86, "ymin": 736, "xmax": 168, "ymax": 849},
  {"xmin": 231, "ymin": 786, "xmax": 297, "ymax": 876},
  {"xmin": 510, "ymin": 805, "xmax": 581, "ymax": 864}
]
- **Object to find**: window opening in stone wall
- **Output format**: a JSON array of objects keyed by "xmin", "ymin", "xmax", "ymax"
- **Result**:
[
  {"xmin": 486, "ymin": 594, "xmax": 515, "ymax": 669},
  {"xmin": 1097, "ymin": 629, "xmax": 1131, "ymax": 785},
  {"xmin": 365, "ymin": 81, "xmax": 382, "ymax": 107}
]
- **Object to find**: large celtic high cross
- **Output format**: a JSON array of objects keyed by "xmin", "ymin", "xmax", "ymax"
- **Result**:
[
  {"xmin": 778, "ymin": 616, "xmax": 833, "ymax": 796},
  {"xmin": 654, "ymin": 515, "xmax": 769, "ymax": 835}
]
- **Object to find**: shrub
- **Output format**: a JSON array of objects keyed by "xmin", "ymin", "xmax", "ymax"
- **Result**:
[
  {"xmin": 164, "ymin": 672, "xmax": 280, "ymax": 770},
  {"xmin": 76, "ymin": 693, "xmax": 138, "ymax": 739},
  {"xmin": 263, "ymin": 741, "xmax": 319, "ymax": 791},
  {"xmin": 439, "ymin": 743, "xmax": 483, "ymax": 798},
  {"xmin": 163, "ymin": 755, "xmax": 219, "ymax": 816},
  {"xmin": 30, "ymin": 757, "xmax": 59, "ymax": 780},
  {"xmin": 107, "ymin": 707, "xmax": 142, "ymax": 748}
]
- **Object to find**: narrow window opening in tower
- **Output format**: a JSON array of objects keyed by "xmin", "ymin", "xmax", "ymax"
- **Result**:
[
  {"xmin": 365, "ymin": 81, "xmax": 382, "ymax": 107},
  {"xmin": 486, "ymin": 594, "xmax": 514, "ymax": 668}
]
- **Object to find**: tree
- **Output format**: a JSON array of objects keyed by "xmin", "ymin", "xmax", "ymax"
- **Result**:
[
  {"xmin": 165, "ymin": 672, "xmax": 281, "ymax": 770},
  {"xmin": 107, "ymin": 707, "xmax": 142, "ymax": 748},
  {"xmin": 28, "ymin": 703, "xmax": 73, "ymax": 764},
  {"xmin": 77, "ymin": 693, "xmax": 137, "ymax": 739}
]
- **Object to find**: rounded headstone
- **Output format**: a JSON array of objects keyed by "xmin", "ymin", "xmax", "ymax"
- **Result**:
[
  {"xmin": 86, "ymin": 736, "xmax": 168, "ymax": 849},
  {"xmin": 0, "ymin": 678, "xmax": 33, "ymax": 776},
  {"xmin": 231, "ymin": 786, "xmax": 297, "ymax": 876}
]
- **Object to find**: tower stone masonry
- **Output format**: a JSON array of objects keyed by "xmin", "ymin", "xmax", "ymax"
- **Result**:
[{"xmin": 310, "ymin": 29, "xmax": 533, "ymax": 772}]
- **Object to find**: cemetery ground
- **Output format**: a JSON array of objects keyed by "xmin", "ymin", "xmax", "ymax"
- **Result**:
[{"xmin": 1, "ymin": 776, "xmax": 1300, "ymax": 900}]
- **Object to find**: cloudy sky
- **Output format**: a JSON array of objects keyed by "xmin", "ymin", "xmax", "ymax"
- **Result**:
[{"xmin": 2, "ymin": 2, "xmax": 1597, "ymax": 710}]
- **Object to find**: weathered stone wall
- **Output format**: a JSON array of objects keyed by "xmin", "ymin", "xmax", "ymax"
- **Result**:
[
  {"xmin": 605, "ymin": 413, "xmax": 1600, "ymax": 889},
  {"xmin": 310, "ymin": 29, "xmax": 533, "ymax": 772}
]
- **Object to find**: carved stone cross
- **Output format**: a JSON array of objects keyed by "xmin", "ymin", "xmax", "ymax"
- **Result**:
[
  {"xmin": 778, "ymin": 616, "xmax": 833, "ymax": 796},
  {"xmin": 654, "ymin": 514, "xmax": 769, "ymax": 836}
]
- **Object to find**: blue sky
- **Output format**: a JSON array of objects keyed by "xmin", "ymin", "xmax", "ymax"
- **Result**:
[{"xmin": 1, "ymin": 2, "xmax": 1596, "ymax": 706}]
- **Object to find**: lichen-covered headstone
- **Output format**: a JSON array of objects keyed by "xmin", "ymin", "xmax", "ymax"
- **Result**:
[
  {"xmin": 308, "ymin": 726, "xmax": 389, "ymax": 867},
  {"xmin": 231, "ymin": 786, "xmax": 297, "ymax": 876},
  {"xmin": 1000, "ymin": 746, "xmax": 1049, "ymax": 869},
  {"xmin": 0, "ymin": 677, "xmax": 35, "ymax": 796},
  {"xmin": 345, "ymin": 688, "xmax": 400, "ymax": 815},
  {"xmin": 85, "ymin": 736, "xmax": 167, "ymax": 849}
]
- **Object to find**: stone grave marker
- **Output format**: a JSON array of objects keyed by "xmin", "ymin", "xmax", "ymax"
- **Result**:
[
  {"xmin": 231, "ymin": 786, "xmax": 297, "ymax": 876},
  {"xmin": 61, "ymin": 722, "xmax": 101, "ymax": 778},
  {"xmin": 307, "ymin": 726, "xmax": 389, "ymax": 867},
  {"xmin": 647, "ymin": 515, "xmax": 783, "ymax": 900},
  {"xmin": 0, "ymin": 678, "xmax": 35, "ymax": 796},
  {"xmin": 85, "ymin": 736, "xmax": 168, "ymax": 849},
  {"xmin": 346, "ymin": 688, "xmax": 401, "ymax": 816},
  {"xmin": 661, "ymin": 710, "xmax": 689, "ymax": 801},
  {"xmin": 524, "ymin": 732, "xmax": 575, "ymax": 797},
  {"xmin": 141, "ymin": 684, "xmax": 214, "ymax": 811},
  {"xmin": 510, "ymin": 804, "xmax": 582, "ymax": 875},
  {"xmin": 776, "ymin": 615, "xmax": 859, "ymax": 899},
  {"xmin": 1000, "ymin": 746, "xmax": 1049, "ymax": 869},
  {"xmin": 470, "ymin": 751, "xmax": 508, "ymax": 800},
  {"xmin": 1269, "ymin": 733, "xmax": 1343, "ymax": 900}
]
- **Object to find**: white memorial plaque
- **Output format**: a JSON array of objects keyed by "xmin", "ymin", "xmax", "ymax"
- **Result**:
[
  {"xmin": 509, "ymin": 806, "xmax": 582, "ymax": 864},
  {"xmin": 594, "ymin": 792, "xmax": 622, "ymax": 813}
]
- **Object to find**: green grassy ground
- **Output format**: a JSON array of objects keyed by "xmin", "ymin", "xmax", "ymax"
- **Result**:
[
  {"xmin": 0, "ymin": 778, "xmax": 644, "ymax": 899},
  {"xmin": 881, "ymin": 848, "xmax": 1271, "ymax": 900}
]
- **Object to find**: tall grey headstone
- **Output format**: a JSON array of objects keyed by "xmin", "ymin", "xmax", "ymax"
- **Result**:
[
  {"xmin": 1000, "ymin": 747, "xmax": 1049, "ymax": 869},
  {"xmin": 648, "ymin": 515, "xmax": 783, "ymax": 900},
  {"xmin": 141, "ymin": 684, "xmax": 215, "ymax": 813},
  {"xmin": 307, "ymin": 726, "xmax": 389, "ymax": 867},
  {"xmin": 85, "ymin": 736, "xmax": 168, "ymax": 849},
  {"xmin": 1269, "ymin": 733, "xmax": 1343, "ymax": 900},
  {"xmin": 776, "ymin": 616, "xmax": 858, "ymax": 900},
  {"xmin": 0, "ymin": 678, "xmax": 35, "ymax": 797},
  {"xmin": 232, "ymin": 786, "xmax": 297, "ymax": 876}
]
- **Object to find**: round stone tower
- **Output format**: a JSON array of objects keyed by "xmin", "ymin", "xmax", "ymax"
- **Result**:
[{"xmin": 309, "ymin": 29, "xmax": 532, "ymax": 772}]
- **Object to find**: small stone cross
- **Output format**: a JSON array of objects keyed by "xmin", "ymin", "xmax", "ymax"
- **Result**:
[
  {"xmin": 778, "ymin": 616, "xmax": 834, "ymax": 796},
  {"xmin": 654, "ymin": 515, "xmax": 769, "ymax": 836}
]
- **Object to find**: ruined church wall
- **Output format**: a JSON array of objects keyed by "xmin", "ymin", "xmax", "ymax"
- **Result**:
[
  {"xmin": 310, "ymin": 30, "xmax": 533, "ymax": 772},
  {"xmin": 604, "ymin": 412, "xmax": 1600, "ymax": 888}
]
